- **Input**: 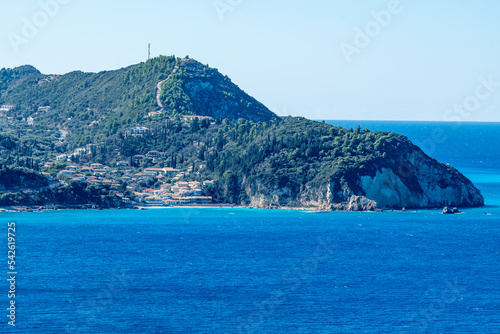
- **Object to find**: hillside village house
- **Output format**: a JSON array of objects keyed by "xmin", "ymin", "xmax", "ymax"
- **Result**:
[
  {"xmin": 146, "ymin": 151, "xmax": 161, "ymax": 158},
  {"xmin": 117, "ymin": 161, "xmax": 129, "ymax": 167},
  {"xmin": 69, "ymin": 177, "xmax": 85, "ymax": 183},
  {"xmin": 0, "ymin": 105, "xmax": 15, "ymax": 111},
  {"xmin": 102, "ymin": 179, "xmax": 117, "ymax": 187},
  {"xmin": 133, "ymin": 155, "xmax": 145, "ymax": 162},
  {"xmin": 90, "ymin": 163, "xmax": 103, "ymax": 169},
  {"xmin": 56, "ymin": 154, "xmax": 68, "ymax": 162},
  {"xmin": 144, "ymin": 196, "xmax": 164, "ymax": 206},
  {"xmin": 143, "ymin": 168, "xmax": 163, "ymax": 176},
  {"xmin": 128, "ymin": 126, "xmax": 150, "ymax": 137},
  {"xmin": 86, "ymin": 144, "xmax": 98, "ymax": 152},
  {"xmin": 120, "ymin": 176, "xmax": 132, "ymax": 183},
  {"xmin": 155, "ymin": 175, "xmax": 166, "ymax": 181},
  {"xmin": 121, "ymin": 198, "xmax": 132, "ymax": 205},
  {"xmin": 172, "ymin": 172, "xmax": 185, "ymax": 181},
  {"xmin": 58, "ymin": 170, "xmax": 76, "ymax": 178},
  {"xmin": 184, "ymin": 115, "xmax": 213, "ymax": 122},
  {"xmin": 171, "ymin": 182, "xmax": 190, "ymax": 195},
  {"xmin": 93, "ymin": 169, "xmax": 106, "ymax": 177},
  {"xmin": 183, "ymin": 196, "xmax": 212, "ymax": 204},
  {"xmin": 133, "ymin": 192, "xmax": 148, "ymax": 202},
  {"xmin": 80, "ymin": 166, "xmax": 93, "ymax": 173},
  {"xmin": 143, "ymin": 167, "xmax": 180, "ymax": 176},
  {"xmin": 143, "ymin": 188, "xmax": 157, "ymax": 195},
  {"xmin": 87, "ymin": 179, "xmax": 103, "ymax": 186},
  {"xmin": 203, "ymin": 180, "xmax": 214, "ymax": 187},
  {"xmin": 163, "ymin": 167, "xmax": 179, "ymax": 175},
  {"xmin": 192, "ymin": 186, "xmax": 203, "ymax": 196},
  {"xmin": 73, "ymin": 148, "xmax": 86, "ymax": 156},
  {"xmin": 38, "ymin": 106, "xmax": 51, "ymax": 112}
]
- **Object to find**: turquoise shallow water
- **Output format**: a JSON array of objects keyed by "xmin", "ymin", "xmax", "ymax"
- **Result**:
[
  {"xmin": 1, "ymin": 121, "xmax": 499, "ymax": 333},
  {"xmin": 463, "ymin": 168, "xmax": 500, "ymax": 208}
]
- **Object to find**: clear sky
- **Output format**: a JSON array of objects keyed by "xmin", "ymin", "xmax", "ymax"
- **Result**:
[{"xmin": 1, "ymin": 0, "xmax": 499, "ymax": 121}]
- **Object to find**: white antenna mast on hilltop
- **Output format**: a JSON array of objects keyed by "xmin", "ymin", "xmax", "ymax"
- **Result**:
[{"xmin": 148, "ymin": 43, "xmax": 151, "ymax": 61}]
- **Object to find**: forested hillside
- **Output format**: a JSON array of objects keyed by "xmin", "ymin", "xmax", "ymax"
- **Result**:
[{"xmin": 0, "ymin": 57, "xmax": 484, "ymax": 210}]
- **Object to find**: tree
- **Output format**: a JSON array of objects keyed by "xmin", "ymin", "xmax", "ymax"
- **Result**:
[
  {"xmin": 190, "ymin": 118, "xmax": 200, "ymax": 132},
  {"xmin": 199, "ymin": 145, "xmax": 206, "ymax": 161}
]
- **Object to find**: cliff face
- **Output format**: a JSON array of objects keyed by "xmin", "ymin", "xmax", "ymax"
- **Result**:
[
  {"xmin": 359, "ymin": 149, "xmax": 484, "ymax": 209},
  {"xmin": 241, "ymin": 141, "xmax": 484, "ymax": 211}
]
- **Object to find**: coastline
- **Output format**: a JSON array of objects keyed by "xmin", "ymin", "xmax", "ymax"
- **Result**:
[
  {"xmin": 0, "ymin": 203, "xmax": 325, "ymax": 213},
  {"xmin": 0, "ymin": 204, "xmax": 486, "ymax": 214}
]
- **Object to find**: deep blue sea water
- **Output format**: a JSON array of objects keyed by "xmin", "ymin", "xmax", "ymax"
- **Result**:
[{"xmin": 1, "ymin": 121, "xmax": 500, "ymax": 334}]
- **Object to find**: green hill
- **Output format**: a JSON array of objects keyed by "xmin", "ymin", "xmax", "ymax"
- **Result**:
[
  {"xmin": 0, "ymin": 57, "xmax": 484, "ymax": 210},
  {"xmin": 0, "ymin": 56, "xmax": 277, "ymax": 128}
]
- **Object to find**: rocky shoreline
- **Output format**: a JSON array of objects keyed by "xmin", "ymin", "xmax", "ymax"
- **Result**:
[
  {"xmin": 0, "ymin": 203, "xmax": 477, "ymax": 213},
  {"xmin": 0, "ymin": 203, "xmax": 244, "ymax": 213}
]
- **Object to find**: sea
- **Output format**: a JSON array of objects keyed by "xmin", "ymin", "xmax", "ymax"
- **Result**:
[{"xmin": 1, "ymin": 121, "xmax": 499, "ymax": 334}]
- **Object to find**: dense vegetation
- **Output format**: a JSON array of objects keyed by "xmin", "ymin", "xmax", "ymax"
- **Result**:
[
  {"xmin": 0, "ymin": 55, "xmax": 275, "ymax": 141},
  {"xmin": 159, "ymin": 59, "xmax": 277, "ymax": 121},
  {"xmin": 115, "ymin": 117, "xmax": 423, "ymax": 204},
  {"xmin": 0, "ymin": 166, "xmax": 47, "ymax": 189},
  {"xmin": 0, "ymin": 181, "xmax": 119, "ymax": 207}
]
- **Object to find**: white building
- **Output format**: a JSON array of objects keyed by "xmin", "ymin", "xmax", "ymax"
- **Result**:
[
  {"xmin": 90, "ymin": 163, "xmax": 104, "ymax": 169},
  {"xmin": 56, "ymin": 154, "xmax": 68, "ymax": 162},
  {"xmin": 143, "ymin": 167, "xmax": 180, "ymax": 176},
  {"xmin": 129, "ymin": 127, "xmax": 150, "ymax": 137},
  {"xmin": 74, "ymin": 148, "xmax": 86, "ymax": 156},
  {"xmin": 143, "ymin": 168, "xmax": 165, "ymax": 176},
  {"xmin": 86, "ymin": 144, "xmax": 98, "ymax": 152},
  {"xmin": 144, "ymin": 196, "xmax": 164, "ymax": 206},
  {"xmin": 117, "ymin": 161, "xmax": 129, "ymax": 167},
  {"xmin": 0, "ymin": 105, "xmax": 15, "ymax": 112},
  {"xmin": 38, "ymin": 106, "xmax": 51, "ymax": 112}
]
